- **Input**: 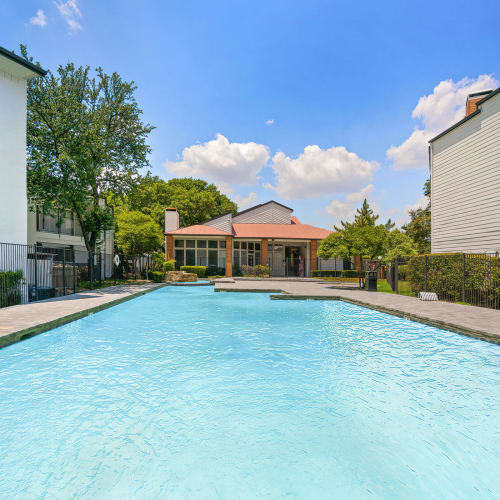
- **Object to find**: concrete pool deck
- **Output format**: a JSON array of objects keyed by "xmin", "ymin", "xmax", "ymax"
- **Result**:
[
  {"xmin": 0, "ymin": 283, "xmax": 165, "ymax": 349},
  {"xmin": 215, "ymin": 279, "xmax": 500, "ymax": 344}
]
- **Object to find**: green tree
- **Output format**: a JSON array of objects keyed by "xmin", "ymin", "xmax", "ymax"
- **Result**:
[
  {"xmin": 403, "ymin": 178, "xmax": 431, "ymax": 253},
  {"xmin": 384, "ymin": 229, "xmax": 418, "ymax": 262},
  {"xmin": 114, "ymin": 211, "xmax": 163, "ymax": 257},
  {"xmin": 334, "ymin": 198, "xmax": 381, "ymax": 232},
  {"xmin": 110, "ymin": 175, "xmax": 237, "ymax": 228},
  {"xmin": 318, "ymin": 224, "xmax": 387, "ymax": 261},
  {"xmin": 22, "ymin": 45, "xmax": 153, "ymax": 254}
]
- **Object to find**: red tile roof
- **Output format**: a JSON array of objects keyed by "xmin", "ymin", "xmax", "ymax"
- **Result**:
[
  {"xmin": 166, "ymin": 217, "xmax": 332, "ymax": 240},
  {"xmin": 232, "ymin": 222, "xmax": 331, "ymax": 240},
  {"xmin": 166, "ymin": 225, "xmax": 232, "ymax": 236}
]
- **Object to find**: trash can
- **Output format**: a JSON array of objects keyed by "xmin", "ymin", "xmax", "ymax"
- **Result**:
[{"xmin": 365, "ymin": 270, "xmax": 378, "ymax": 292}]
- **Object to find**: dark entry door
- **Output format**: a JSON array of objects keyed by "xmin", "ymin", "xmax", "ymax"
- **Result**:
[{"xmin": 285, "ymin": 247, "xmax": 300, "ymax": 277}]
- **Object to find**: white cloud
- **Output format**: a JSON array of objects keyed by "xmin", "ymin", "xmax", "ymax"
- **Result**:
[
  {"xmin": 387, "ymin": 74, "xmax": 499, "ymax": 169},
  {"xmin": 55, "ymin": 0, "xmax": 82, "ymax": 33},
  {"xmin": 266, "ymin": 145, "xmax": 378, "ymax": 199},
  {"xmin": 164, "ymin": 133, "xmax": 270, "ymax": 193},
  {"xmin": 396, "ymin": 196, "xmax": 428, "ymax": 226},
  {"xmin": 265, "ymin": 119, "xmax": 274, "ymax": 125},
  {"xmin": 325, "ymin": 184, "xmax": 374, "ymax": 225},
  {"xmin": 30, "ymin": 9, "xmax": 47, "ymax": 27},
  {"xmin": 346, "ymin": 183, "xmax": 373, "ymax": 203},
  {"xmin": 234, "ymin": 192, "xmax": 258, "ymax": 209}
]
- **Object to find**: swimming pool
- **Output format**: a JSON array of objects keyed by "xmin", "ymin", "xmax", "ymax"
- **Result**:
[{"xmin": 0, "ymin": 286, "xmax": 498, "ymax": 498}]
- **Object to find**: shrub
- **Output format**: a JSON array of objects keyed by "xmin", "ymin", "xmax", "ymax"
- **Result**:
[
  {"xmin": 342, "ymin": 270, "xmax": 359, "ymax": 278},
  {"xmin": 312, "ymin": 270, "xmax": 343, "ymax": 278},
  {"xmin": 206, "ymin": 267, "xmax": 226, "ymax": 277},
  {"xmin": 148, "ymin": 270, "xmax": 165, "ymax": 283},
  {"xmin": 408, "ymin": 253, "xmax": 500, "ymax": 307},
  {"xmin": 240, "ymin": 265, "xmax": 269, "ymax": 277},
  {"xmin": 163, "ymin": 259, "xmax": 176, "ymax": 272},
  {"xmin": 397, "ymin": 264, "xmax": 408, "ymax": 280},
  {"xmin": 180, "ymin": 265, "xmax": 206, "ymax": 278},
  {"xmin": 0, "ymin": 270, "xmax": 24, "ymax": 307}
]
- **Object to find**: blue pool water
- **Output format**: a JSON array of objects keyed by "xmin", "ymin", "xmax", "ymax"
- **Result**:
[{"xmin": 0, "ymin": 286, "xmax": 499, "ymax": 499}]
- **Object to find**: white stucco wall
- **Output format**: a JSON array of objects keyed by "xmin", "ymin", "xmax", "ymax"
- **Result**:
[{"xmin": 0, "ymin": 69, "xmax": 28, "ymax": 245}]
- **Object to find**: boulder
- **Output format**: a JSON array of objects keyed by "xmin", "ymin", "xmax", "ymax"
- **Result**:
[{"xmin": 165, "ymin": 271, "xmax": 198, "ymax": 283}]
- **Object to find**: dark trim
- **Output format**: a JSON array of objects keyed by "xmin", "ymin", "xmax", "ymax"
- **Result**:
[
  {"xmin": 429, "ymin": 87, "xmax": 500, "ymax": 143},
  {"xmin": 476, "ymin": 86, "xmax": 500, "ymax": 105},
  {"xmin": 234, "ymin": 200, "xmax": 294, "ymax": 218},
  {"xmin": 429, "ymin": 109, "xmax": 480, "ymax": 143},
  {"xmin": 0, "ymin": 46, "xmax": 47, "ymax": 76},
  {"xmin": 468, "ymin": 90, "xmax": 493, "ymax": 98}
]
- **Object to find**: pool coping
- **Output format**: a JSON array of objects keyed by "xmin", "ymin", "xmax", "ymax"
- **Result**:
[
  {"xmin": 0, "ymin": 284, "xmax": 167, "ymax": 349},
  {"xmin": 270, "ymin": 294, "xmax": 500, "ymax": 344},
  {"xmin": 216, "ymin": 285, "xmax": 500, "ymax": 345}
]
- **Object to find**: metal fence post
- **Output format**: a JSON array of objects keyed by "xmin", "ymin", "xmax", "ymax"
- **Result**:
[
  {"xmin": 462, "ymin": 253, "xmax": 466, "ymax": 303},
  {"xmin": 73, "ymin": 255, "xmax": 77, "ymax": 294},
  {"xmin": 394, "ymin": 257, "xmax": 399, "ymax": 294},
  {"xmin": 34, "ymin": 245, "xmax": 38, "ymax": 301},
  {"xmin": 89, "ymin": 251, "xmax": 94, "ymax": 290},
  {"xmin": 63, "ymin": 249, "xmax": 66, "ymax": 296},
  {"xmin": 424, "ymin": 255, "xmax": 428, "ymax": 292}
]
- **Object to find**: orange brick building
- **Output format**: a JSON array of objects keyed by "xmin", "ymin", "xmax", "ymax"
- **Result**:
[{"xmin": 164, "ymin": 201, "xmax": 335, "ymax": 278}]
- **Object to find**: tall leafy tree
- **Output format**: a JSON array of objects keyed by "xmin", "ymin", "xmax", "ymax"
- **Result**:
[
  {"xmin": 403, "ymin": 178, "xmax": 431, "ymax": 253},
  {"xmin": 110, "ymin": 175, "xmax": 238, "ymax": 228},
  {"xmin": 318, "ymin": 224, "xmax": 388, "ymax": 262},
  {"xmin": 22, "ymin": 45, "xmax": 154, "ymax": 254},
  {"xmin": 334, "ymin": 198, "xmax": 380, "ymax": 232},
  {"xmin": 114, "ymin": 211, "xmax": 163, "ymax": 257}
]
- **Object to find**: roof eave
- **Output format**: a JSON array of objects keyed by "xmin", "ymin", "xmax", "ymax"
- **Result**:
[
  {"xmin": 429, "ymin": 87, "xmax": 500, "ymax": 143},
  {"xmin": 0, "ymin": 46, "xmax": 47, "ymax": 76}
]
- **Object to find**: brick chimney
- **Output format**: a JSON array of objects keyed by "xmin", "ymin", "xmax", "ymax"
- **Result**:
[
  {"xmin": 165, "ymin": 207, "xmax": 179, "ymax": 233},
  {"xmin": 465, "ymin": 90, "xmax": 493, "ymax": 116}
]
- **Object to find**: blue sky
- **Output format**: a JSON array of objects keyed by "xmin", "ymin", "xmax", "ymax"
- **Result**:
[{"xmin": 3, "ymin": 0, "xmax": 500, "ymax": 228}]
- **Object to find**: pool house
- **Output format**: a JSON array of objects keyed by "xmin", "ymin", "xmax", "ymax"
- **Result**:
[{"xmin": 165, "ymin": 201, "xmax": 336, "ymax": 277}]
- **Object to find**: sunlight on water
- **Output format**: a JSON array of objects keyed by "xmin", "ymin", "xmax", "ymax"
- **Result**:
[{"xmin": 0, "ymin": 286, "xmax": 499, "ymax": 498}]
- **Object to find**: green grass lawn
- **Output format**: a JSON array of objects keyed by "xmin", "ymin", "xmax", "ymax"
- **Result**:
[{"xmin": 377, "ymin": 279, "xmax": 415, "ymax": 296}]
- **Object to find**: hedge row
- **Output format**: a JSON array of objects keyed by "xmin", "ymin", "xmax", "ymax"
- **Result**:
[
  {"xmin": 180, "ymin": 265, "xmax": 206, "ymax": 278},
  {"xmin": 312, "ymin": 269, "xmax": 360, "ymax": 278},
  {"xmin": 148, "ymin": 270, "xmax": 165, "ymax": 283},
  {"xmin": 408, "ymin": 253, "xmax": 500, "ymax": 307}
]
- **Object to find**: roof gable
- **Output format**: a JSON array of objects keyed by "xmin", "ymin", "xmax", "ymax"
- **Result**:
[{"xmin": 232, "ymin": 201, "xmax": 293, "ymax": 224}]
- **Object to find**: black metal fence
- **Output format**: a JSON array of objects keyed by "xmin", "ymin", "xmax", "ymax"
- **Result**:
[
  {"xmin": 0, "ymin": 242, "xmax": 115, "ymax": 309},
  {"xmin": 386, "ymin": 253, "xmax": 500, "ymax": 309}
]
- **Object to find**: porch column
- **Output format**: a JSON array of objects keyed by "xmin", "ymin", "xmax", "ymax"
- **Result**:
[
  {"xmin": 261, "ymin": 239, "xmax": 268, "ymax": 267},
  {"xmin": 165, "ymin": 235, "xmax": 174, "ymax": 261},
  {"xmin": 225, "ymin": 236, "xmax": 233, "ymax": 277},
  {"xmin": 310, "ymin": 240, "xmax": 318, "ymax": 277}
]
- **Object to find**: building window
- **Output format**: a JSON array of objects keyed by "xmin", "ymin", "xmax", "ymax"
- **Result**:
[
  {"xmin": 233, "ymin": 240, "xmax": 261, "ymax": 269},
  {"xmin": 173, "ymin": 239, "xmax": 225, "ymax": 270},
  {"xmin": 175, "ymin": 249, "xmax": 184, "ymax": 268},
  {"xmin": 36, "ymin": 207, "xmax": 76, "ymax": 236}
]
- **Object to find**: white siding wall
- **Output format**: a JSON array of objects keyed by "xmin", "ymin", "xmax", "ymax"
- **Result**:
[
  {"xmin": 431, "ymin": 93, "xmax": 500, "ymax": 253},
  {"xmin": 232, "ymin": 202, "xmax": 292, "ymax": 224},
  {"xmin": 0, "ymin": 69, "xmax": 28, "ymax": 245},
  {"xmin": 205, "ymin": 213, "xmax": 232, "ymax": 233}
]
